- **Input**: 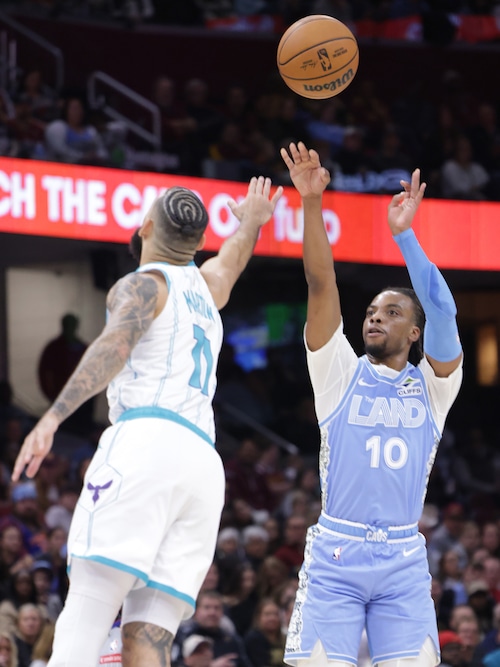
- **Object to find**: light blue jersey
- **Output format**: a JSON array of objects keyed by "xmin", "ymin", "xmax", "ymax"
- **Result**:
[
  {"xmin": 284, "ymin": 327, "xmax": 462, "ymax": 667},
  {"xmin": 319, "ymin": 355, "xmax": 440, "ymax": 527},
  {"xmin": 107, "ymin": 261, "xmax": 223, "ymax": 444}
]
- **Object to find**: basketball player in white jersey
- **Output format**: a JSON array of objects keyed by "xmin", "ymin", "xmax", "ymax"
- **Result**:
[
  {"xmin": 280, "ymin": 142, "xmax": 463, "ymax": 667},
  {"xmin": 12, "ymin": 175, "xmax": 283, "ymax": 667}
]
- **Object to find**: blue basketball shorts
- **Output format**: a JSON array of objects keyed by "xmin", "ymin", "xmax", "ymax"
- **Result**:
[{"xmin": 284, "ymin": 519, "xmax": 439, "ymax": 666}]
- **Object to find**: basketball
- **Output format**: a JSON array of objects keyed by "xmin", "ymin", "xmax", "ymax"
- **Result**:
[{"xmin": 277, "ymin": 15, "xmax": 359, "ymax": 100}]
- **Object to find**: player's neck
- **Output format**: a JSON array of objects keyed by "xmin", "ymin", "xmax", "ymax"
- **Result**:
[
  {"xmin": 141, "ymin": 247, "xmax": 194, "ymax": 266},
  {"xmin": 366, "ymin": 351, "xmax": 409, "ymax": 372}
]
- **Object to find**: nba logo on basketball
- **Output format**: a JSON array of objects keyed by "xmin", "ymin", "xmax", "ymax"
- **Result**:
[
  {"xmin": 317, "ymin": 48, "xmax": 332, "ymax": 71},
  {"xmin": 333, "ymin": 547, "xmax": 342, "ymax": 561}
]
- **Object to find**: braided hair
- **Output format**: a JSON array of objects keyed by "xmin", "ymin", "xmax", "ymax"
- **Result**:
[{"xmin": 152, "ymin": 187, "xmax": 209, "ymax": 258}]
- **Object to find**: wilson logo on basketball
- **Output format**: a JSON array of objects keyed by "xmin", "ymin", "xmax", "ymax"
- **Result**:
[{"xmin": 303, "ymin": 68, "xmax": 355, "ymax": 93}]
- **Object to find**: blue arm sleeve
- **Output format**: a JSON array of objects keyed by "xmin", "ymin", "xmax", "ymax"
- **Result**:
[{"xmin": 393, "ymin": 228, "xmax": 462, "ymax": 362}]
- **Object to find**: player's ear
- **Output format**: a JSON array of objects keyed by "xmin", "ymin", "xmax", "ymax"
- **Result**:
[
  {"xmin": 196, "ymin": 233, "xmax": 206, "ymax": 251},
  {"xmin": 409, "ymin": 325, "xmax": 420, "ymax": 343},
  {"xmin": 139, "ymin": 218, "xmax": 154, "ymax": 238}
]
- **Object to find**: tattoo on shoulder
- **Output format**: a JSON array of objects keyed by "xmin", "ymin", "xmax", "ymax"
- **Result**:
[
  {"xmin": 108, "ymin": 273, "xmax": 159, "ymax": 326},
  {"xmin": 51, "ymin": 273, "xmax": 160, "ymax": 423}
]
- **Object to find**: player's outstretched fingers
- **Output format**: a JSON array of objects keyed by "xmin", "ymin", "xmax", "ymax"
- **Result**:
[
  {"xmin": 297, "ymin": 142, "xmax": 310, "ymax": 160},
  {"xmin": 271, "ymin": 186, "xmax": 284, "ymax": 208},
  {"xmin": 248, "ymin": 176, "xmax": 257, "ymax": 194},
  {"xmin": 263, "ymin": 177, "xmax": 271, "ymax": 198},
  {"xmin": 289, "ymin": 142, "xmax": 301, "ymax": 162},
  {"xmin": 280, "ymin": 147, "xmax": 293, "ymax": 168}
]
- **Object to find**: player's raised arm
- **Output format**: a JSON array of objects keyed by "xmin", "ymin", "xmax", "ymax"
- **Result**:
[
  {"xmin": 12, "ymin": 271, "xmax": 162, "ymax": 481},
  {"xmin": 281, "ymin": 141, "xmax": 339, "ymax": 351},
  {"xmin": 388, "ymin": 168, "xmax": 463, "ymax": 377},
  {"xmin": 200, "ymin": 176, "xmax": 282, "ymax": 310}
]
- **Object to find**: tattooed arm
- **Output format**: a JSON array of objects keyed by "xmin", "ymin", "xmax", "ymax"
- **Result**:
[{"xmin": 12, "ymin": 272, "xmax": 163, "ymax": 482}]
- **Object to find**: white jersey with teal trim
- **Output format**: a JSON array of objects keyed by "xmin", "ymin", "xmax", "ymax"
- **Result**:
[
  {"xmin": 107, "ymin": 261, "xmax": 223, "ymax": 442},
  {"xmin": 319, "ymin": 355, "xmax": 441, "ymax": 527}
]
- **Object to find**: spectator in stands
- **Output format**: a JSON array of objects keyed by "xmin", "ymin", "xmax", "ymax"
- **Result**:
[
  {"xmin": 33, "ymin": 454, "xmax": 62, "ymax": 514},
  {"xmin": 303, "ymin": 99, "xmax": 346, "ymax": 160},
  {"xmin": 273, "ymin": 514, "xmax": 307, "ymax": 576},
  {"xmin": 331, "ymin": 126, "xmax": 373, "ymax": 192},
  {"xmin": 173, "ymin": 590, "xmax": 252, "ymax": 667},
  {"xmin": 0, "ymin": 630, "xmax": 18, "ymax": 667},
  {"xmin": 241, "ymin": 525, "xmax": 270, "ymax": 573},
  {"xmin": 482, "ymin": 523, "xmax": 500, "ymax": 559},
  {"xmin": 181, "ymin": 77, "xmax": 223, "ymax": 175},
  {"xmin": 225, "ymin": 431, "xmax": 275, "ymax": 516},
  {"xmin": 452, "ymin": 427, "xmax": 500, "ymax": 517},
  {"xmin": 150, "ymin": 75, "xmax": 189, "ymax": 158},
  {"xmin": 0, "ymin": 85, "xmax": 16, "ymax": 156},
  {"xmin": 13, "ymin": 69, "xmax": 58, "ymax": 125},
  {"xmin": 0, "ymin": 380, "xmax": 34, "ymax": 441},
  {"xmin": 218, "ymin": 84, "xmax": 257, "ymax": 137},
  {"xmin": 459, "ymin": 521, "xmax": 482, "ymax": 570},
  {"xmin": 0, "ymin": 569, "xmax": 37, "ymax": 635},
  {"xmin": 37, "ymin": 313, "xmax": 93, "ymax": 437},
  {"xmin": 457, "ymin": 614, "xmax": 482, "ymax": 664},
  {"xmin": 181, "ymin": 635, "xmax": 213, "ymax": 667},
  {"xmin": 428, "ymin": 502, "xmax": 466, "ymax": 573},
  {"xmin": 467, "ymin": 579, "xmax": 495, "ymax": 635},
  {"xmin": 214, "ymin": 527, "xmax": 245, "ymax": 595},
  {"xmin": 449, "ymin": 604, "xmax": 479, "ymax": 632},
  {"xmin": 34, "ymin": 527, "xmax": 68, "ymax": 605},
  {"xmin": 30, "ymin": 560, "xmax": 63, "ymax": 622},
  {"xmin": 438, "ymin": 549, "xmax": 469, "ymax": 607},
  {"xmin": 206, "ymin": 121, "xmax": 252, "ymax": 181},
  {"xmin": 0, "ymin": 522, "xmax": 33, "ymax": 580},
  {"xmin": 243, "ymin": 597, "xmax": 286, "ymax": 667},
  {"xmin": 255, "ymin": 556, "xmax": 289, "ymax": 601},
  {"xmin": 440, "ymin": 134, "xmax": 490, "ymax": 200},
  {"xmin": 43, "ymin": 96, "xmax": 109, "ymax": 166},
  {"xmin": 13, "ymin": 603, "xmax": 44, "ymax": 667},
  {"xmin": 28, "ymin": 620, "xmax": 55, "ymax": 667},
  {"xmin": 44, "ymin": 484, "xmax": 78, "ymax": 535},
  {"xmin": 199, "ymin": 561, "xmax": 220, "ymax": 595},
  {"xmin": 482, "ymin": 557, "xmax": 500, "ymax": 604},
  {"xmin": 6, "ymin": 483, "xmax": 46, "ymax": 557},
  {"xmin": 438, "ymin": 630, "xmax": 464, "ymax": 667},
  {"xmin": 222, "ymin": 561, "xmax": 259, "ymax": 638},
  {"xmin": 472, "ymin": 603, "xmax": 500, "ymax": 667},
  {"xmin": 279, "ymin": 466, "xmax": 320, "ymax": 522},
  {"xmin": 370, "ymin": 125, "xmax": 413, "ymax": 193},
  {"xmin": 262, "ymin": 517, "xmax": 281, "ymax": 554}
]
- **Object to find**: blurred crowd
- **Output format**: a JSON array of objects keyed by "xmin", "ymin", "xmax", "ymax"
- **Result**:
[
  {"xmin": 0, "ymin": 61, "xmax": 499, "ymax": 202},
  {"xmin": 1, "ymin": 336, "xmax": 500, "ymax": 666},
  {"xmin": 6, "ymin": 0, "xmax": 500, "ymax": 26}
]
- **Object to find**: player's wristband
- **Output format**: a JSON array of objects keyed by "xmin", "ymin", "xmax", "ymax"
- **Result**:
[{"xmin": 393, "ymin": 229, "xmax": 462, "ymax": 362}]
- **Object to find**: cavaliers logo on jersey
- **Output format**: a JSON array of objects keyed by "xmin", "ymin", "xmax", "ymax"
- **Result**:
[{"xmin": 397, "ymin": 376, "xmax": 422, "ymax": 397}]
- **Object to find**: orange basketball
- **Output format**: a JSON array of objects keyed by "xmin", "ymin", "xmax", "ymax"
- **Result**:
[{"xmin": 277, "ymin": 15, "xmax": 359, "ymax": 100}]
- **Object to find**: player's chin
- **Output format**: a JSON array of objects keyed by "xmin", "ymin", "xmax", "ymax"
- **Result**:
[{"xmin": 364, "ymin": 341, "xmax": 386, "ymax": 358}]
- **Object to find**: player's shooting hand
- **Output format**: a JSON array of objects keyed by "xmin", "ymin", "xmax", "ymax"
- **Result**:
[
  {"xmin": 227, "ymin": 176, "xmax": 283, "ymax": 227},
  {"xmin": 387, "ymin": 168, "xmax": 426, "ymax": 236},
  {"xmin": 11, "ymin": 412, "xmax": 59, "ymax": 482},
  {"xmin": 281, "ymin": 141, "xmax": 330, "ymax": 198}
]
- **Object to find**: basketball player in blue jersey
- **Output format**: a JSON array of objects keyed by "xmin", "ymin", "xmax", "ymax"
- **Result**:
[
  {"xmin": 11, "ymin": 176, "xmax": 283, "ymax": 667},
  {"xmin": 280, "ymin": 142, "xmax": 463, "ymax": 667}
]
